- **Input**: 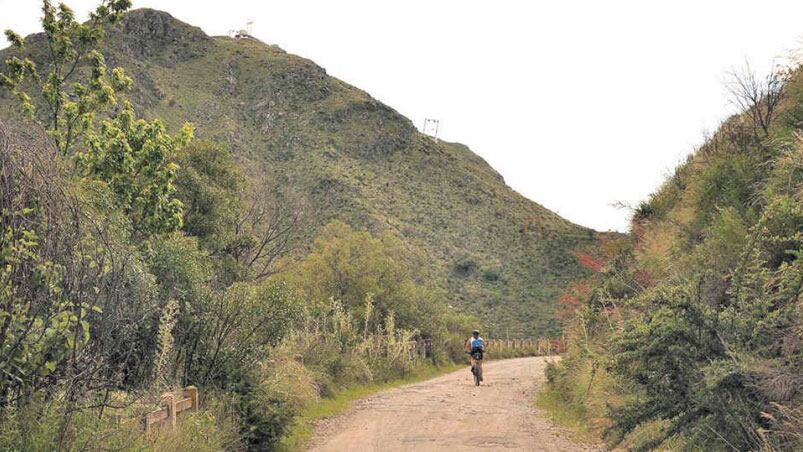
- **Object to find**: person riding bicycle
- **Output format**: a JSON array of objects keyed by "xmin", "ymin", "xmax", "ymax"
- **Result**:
[{"xmin": 464, "ymin": 330, "xmax": 485, "ymax": 380}]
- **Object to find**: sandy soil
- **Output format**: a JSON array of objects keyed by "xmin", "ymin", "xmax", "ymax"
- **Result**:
[{"xmin": 306, "ymin": 357, "xmax": 602, "ymax": 451}]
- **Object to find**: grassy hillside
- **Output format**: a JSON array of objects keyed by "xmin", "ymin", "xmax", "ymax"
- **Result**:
[
  {"xmin": 541, "ymin": 62, "xmax": 803, "ymax": 450},
  {"xmin": 0, "ymin": 8, "xmax": 598, "ymax": 337},
  {"xmin": 0, "ymin": 5, "xmax": 601, "ymax": 447}
]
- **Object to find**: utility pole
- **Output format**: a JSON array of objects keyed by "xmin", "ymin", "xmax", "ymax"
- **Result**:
[{"xmin": 423, "ymin": 118, "xmax": 440, "ymax": 141}]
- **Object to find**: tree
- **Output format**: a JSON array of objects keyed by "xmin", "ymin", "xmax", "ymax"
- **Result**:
[
  {"xmin": 76, "ymin": 102, "xmax": 193, "ymax": 235},
  {"xmin": 174, "ymin": 141, "xmax": 307, "ymax": 282},
  {"xmin": 175, "ymin": 141, "xmax": 245, "ymax": 249},
  {"xmin": 287, "ymin": 221, "xmax": 443, "ymax": 336},
  {"xmin": 727, "ymin": 61, "xmax": 790, "ymax": 138},
  {"xmin": 229, "ymin": 186, "xmax": 306, "ymax": 281},
  {"xmin": 1, "ymin": 0, "xmax": 192, "ymax": 235},
  {"xmin": 0, "ymin": 2, "xmax": 200, "ymax": 444},
  {"xmin": 1, "ymin": 0, "xmax": 132, "ymax": 155}
]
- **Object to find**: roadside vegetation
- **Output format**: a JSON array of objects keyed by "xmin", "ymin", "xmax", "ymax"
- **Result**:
[
  {"xmin": 0, "ymin": 2, "xmax": 477, "ymax": 450},
  {"xmin": 542, "ymin": 59, "xmax": 803, "ymax": 450}
]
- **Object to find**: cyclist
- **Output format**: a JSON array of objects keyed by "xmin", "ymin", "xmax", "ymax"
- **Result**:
[{"xmin": 464, "ymin": 330, "xmax": 485, "ymax": 382}]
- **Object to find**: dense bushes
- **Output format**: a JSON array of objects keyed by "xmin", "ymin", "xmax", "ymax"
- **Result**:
[
  {"xmin": 544, "ymin": 65, "xmax": 803, "ymax": 450},
  {"xmin": 0, "ymin": 115, "xmax": 464, "ymax": 449},
  {"xmin": 0, "ymin": 127, "xmax": 465, "ymax": 450}
]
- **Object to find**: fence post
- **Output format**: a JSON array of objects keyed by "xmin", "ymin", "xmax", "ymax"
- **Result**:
[
  {"xmin": 184, "ymin": 386, "xmax": 199, "ymax": 411},
  {"xmin": 162, "ymin": 392, "xmax": 176, "ymax": 430}
]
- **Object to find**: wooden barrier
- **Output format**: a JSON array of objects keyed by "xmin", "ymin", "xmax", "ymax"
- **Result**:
[
  {"xmin": 406, "ymin": 339, "xmax": 433, "ymax": 360},
  {"xmin": 484, "ymin": 338, "xmax": 567, "ymax": 356},
  {"xmin": 143, "ymin": 386, "xmax": 199, "ymax": 435},
  {"xmin": 384, "ymin": 336, "xmax": 565, "ymax": 364}
]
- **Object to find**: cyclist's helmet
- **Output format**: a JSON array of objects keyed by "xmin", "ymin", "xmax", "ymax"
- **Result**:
[{"xmin": 472, "ymin": 330, "xmax": 480, "ymax": 337}]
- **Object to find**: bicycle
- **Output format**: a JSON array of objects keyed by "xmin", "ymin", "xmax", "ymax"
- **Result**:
[{"xmin": 470, "ymin": 350, "xmax": 483, "ymax": 386}]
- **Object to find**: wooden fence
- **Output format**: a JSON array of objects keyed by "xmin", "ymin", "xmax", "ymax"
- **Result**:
[
  {"xmin": 143, "ymin": 386, "xmax": 199, "ymax": 435},
  {"xmin": 484, "ymin": 338, "xmax": 567, "ymax": 355},
  {"xmin": 403, "ymin": 337, "xmax": 567, "ymax": 360},
  {"xmin": 405, "ymin": 338, "xmax": 434, "ymax": 360}
]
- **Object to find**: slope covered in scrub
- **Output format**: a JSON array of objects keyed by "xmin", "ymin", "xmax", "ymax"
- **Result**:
[
  {"xmin": 543, "ymin": 62, "xmax": 803, "ymax": 450},
  {"xmin": 0, "ymin": 8, "xmax": 597, "ymax": 336}
]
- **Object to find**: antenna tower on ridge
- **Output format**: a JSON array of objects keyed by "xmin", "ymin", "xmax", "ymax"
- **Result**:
[
  {"xmin": 231, "ymin": 19, "xmax": 255, "ymax": 39},
  {"xmin": 423, "ymin": 118, "xmax": 440, "ymax": 141}
]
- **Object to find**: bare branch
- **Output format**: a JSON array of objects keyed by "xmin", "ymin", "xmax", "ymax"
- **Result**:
[{"xmin": 726, "ymin": 60, "xmax": 790, "ymax": 138}]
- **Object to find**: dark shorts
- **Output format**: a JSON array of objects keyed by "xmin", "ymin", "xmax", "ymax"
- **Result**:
[{"xmin": 470, "ymin": 349, "xmax": 483, "ymax": 360}]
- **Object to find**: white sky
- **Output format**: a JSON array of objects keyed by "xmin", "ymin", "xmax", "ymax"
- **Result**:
[{"xmin": 2, "ymin": 1, "xmax": 803, "ymax": 231}]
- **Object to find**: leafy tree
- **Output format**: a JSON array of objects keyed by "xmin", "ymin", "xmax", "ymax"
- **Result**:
[
  {"xmin": 175, "ymin": 141, "xmax": 307, "ymax": 283},
  {"xmin": 76, "ymin": 102, "xmax": 193, "ymax": 234},
  {"xmin": 0, "ymin": 0, "xmax": 195, "ymax": 439},
  {"xmin": 196, "ymin": 281, "xmax": 303, "ymax": 385},
  {"xmin": 287, "ymin": 221, "xmax": 444, "ymax": 336},
  {"xmin": 1, "ymin": 0, "xmax": 192, "ymax": 235},
  {"xmin": 175, "ymin": 140, "xmax": 245, "ymax": 250},
  {"xmin": 1, "ymin": 0, "xmax": 132, "ymax": 154}
]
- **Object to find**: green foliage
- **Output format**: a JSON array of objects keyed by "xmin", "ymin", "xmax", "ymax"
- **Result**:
[
  {"xmin": 198, "ymin": 280, "xmax": 303, "ymax": 382},
  {"xmin": 2, "ymin": 0, "xmax": 132, "ymax": 152},
  {"xmin": 691, "ymin": 151, "xmax": 762, "ymax": 228},
  {"xmin": 545, "ymin": 66, "xmax": 803, "ymax": 451},
  {"xmin": 1, "ymin": 0, "xmax": 192, "ymax": 236},
  {"xmin": 0, "ymin": 222, "xmax": 93, "ymax": 398},
  {"xmin": 287, "ymin": 221, "xmax": 446, "ymax": 337},
  {"xmin": 77, "ymin": 102, "xmax": 193, "ymax": 234},
  {"xmin": 175, "ymin": 140, "xmax": 244, "ymax": 251},
  {"xmin": 225, "ymin": 372, "xmax": 298, "ymax": 451}
]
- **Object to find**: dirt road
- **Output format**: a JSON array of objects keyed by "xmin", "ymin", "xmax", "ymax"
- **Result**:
[{"xmin": 307, "ymin": 357, "xmax": 601, "ymax": 451}]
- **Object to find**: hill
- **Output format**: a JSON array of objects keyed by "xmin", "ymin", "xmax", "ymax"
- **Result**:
[
  {"xmin": 1, "ymin": 8, "xmax": 597, "ymax": 337},
  {"xmin": 541, "ymin": 60, "xmax": 803, "ymax": 449}
]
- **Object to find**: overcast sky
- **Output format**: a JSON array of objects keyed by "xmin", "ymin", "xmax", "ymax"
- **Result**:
[{"xmin": 2, "ymin": 1, "xmax": 803, "ymax": 231}]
